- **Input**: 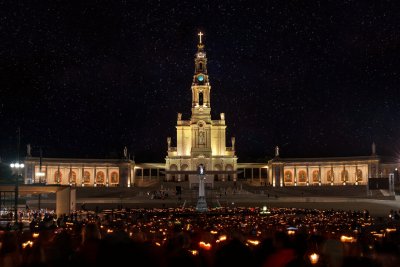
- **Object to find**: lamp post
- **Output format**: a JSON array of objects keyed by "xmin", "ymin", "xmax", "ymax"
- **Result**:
[{"xmin": 10, "ymin": 162, "xmax": 24, "ymax": 226}]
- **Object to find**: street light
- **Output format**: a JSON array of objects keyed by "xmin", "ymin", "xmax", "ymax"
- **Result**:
[{"xmin": 10, "ymin": 162, "xmax": 24, "ymax": 226}]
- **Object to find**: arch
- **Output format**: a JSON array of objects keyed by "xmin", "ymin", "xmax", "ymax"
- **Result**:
[
  {"xmin": 356, "ymin": 169, "xmax": 363, "ymax": 181},
  {"xmin": 298, "ymin": 170, "xmax": 307, "ymax": 183},
  {"xmin": 284, "ymin": 170, "xmax": 293, "ymax": 183},
  {"xmin": 96, "ymin": 171, "xmax": 105, "ymax": 184},
  {"xmin": 110, "ymin": 172, "xmax": 119, "ymax": 184},
  {"xmin": 341, "ymin": 170, "xmax": 349, "ymax": 182},
  {"xmin": 181, "ymin": 164, "xmax": 189, "ymax": 181},
  {"xmin": 181, "ymin": 164, "xmax": 188, "ymax": 170},
  {"xmin": 170, "ymin": 164, "xmax": 178, "ymax": 181},
  {"xmin": 199, "ymin": 92, "xmax": 203, "ymax": 105},
  {"xmin": 312, "ymin": 170, "xmax": 319, "ymax": 182},
  {"xmin": 214, "ymin": 164, "xmax": 222, "ymax": 181},
  {"xmin": 83, "ymin": 171, "xmax": 91, "ymax": 184},
  {"xmin": 225, "ymin": 164, "xmax": 233, "ymax": 181},
  {"xmin": 54, "ymin": 171, "xmax": 62, "ymax": 183},
  {"xmin": 68, "ymin": 171, "xmax": 77, "ymax": 184},
  {"xmin": 199, "ymin": 62, "xmax": 203, "ymax": 70},
  {"xmin": 327, "ymin": 170, "xmax": 334, "ymax": 182}
]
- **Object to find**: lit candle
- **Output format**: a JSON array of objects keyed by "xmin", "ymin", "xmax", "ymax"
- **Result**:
[{"xmin": 309, "ymin": 253, "xmax": 319, "ymax": 265}]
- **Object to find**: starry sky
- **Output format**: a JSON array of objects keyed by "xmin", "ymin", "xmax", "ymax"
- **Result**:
[{"xmin": 1, "ymin": 1, "xmax": 400, "ymax": 163}]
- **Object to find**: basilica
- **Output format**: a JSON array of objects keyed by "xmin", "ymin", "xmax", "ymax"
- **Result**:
[{"xmin": 23, "ymin": 33, "xmax": 399, "ymax": 188}]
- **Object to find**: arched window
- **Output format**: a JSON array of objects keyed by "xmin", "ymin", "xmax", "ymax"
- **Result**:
[
  {"xmin": 356, "ymin": 169, "xmax": 363, "ymax": 181},
  {"xmin": 199, "ymin": 92, "xmax": 203, "ymax": 105},
  {"xmin": 298, "ymin": 170, "xmax": 307, "ymax": 183},
  {"xmin": 96, "ymin": 171, "xmax": 105, "ymax": 183},
  {"xmin": 312, "ymin": 170, "xmax": 319, "ymax": 182},
  {"xmin": 181, "ymin": 164, "xmax": 189, "ymax": 181},
  {"xmin": 54, "ymin": 171, "xmax": 62, "ymax": 183},
  {"xmin": 170, "ymin": 164, "xmax": 178, "ymax": 180},
  {"xmin": 284, "ymin": 170, "xmax": 293, "ymax": 183},
  {"xmin": 111, "ymin": 172, "xmax": 119, "ymax": 183},
  {"xmin": 327, "ymin": 170, "xmax": 334, "ymax": 182},
  {"xmin": 69, "ymin": 171, "xmax": 76, "ymax": 184},
  {"xmin": 341, "ymin": 170, "xmax": 349, "ymax": 181},
  {"xmin": 83, "ymin": 171, "xmax": 91, "ymax": 184}
]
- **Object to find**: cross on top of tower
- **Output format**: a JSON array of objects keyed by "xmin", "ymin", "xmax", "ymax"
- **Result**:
[{"xmin": 198, "ymin": 32, "xmax": 203, "ymax": 44}]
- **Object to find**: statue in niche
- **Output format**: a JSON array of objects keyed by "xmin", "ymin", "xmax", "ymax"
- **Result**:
[
  {"xmin": 198, "ymin": 164, "xmax": 205, "ymax": 175},
  {"xmin": 275, "ymin": 146, "xmax": 279, "ymax": 157},
  {"xmin": 199, "ymin": 131, "xmax": 205, "ymax": 145}
]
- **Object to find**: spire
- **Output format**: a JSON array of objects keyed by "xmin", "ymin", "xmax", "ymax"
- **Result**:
[
  {"xmin": 191, "ymin": 32, "xmax": 211, "ymax": 122},
  {"xmin": 194, "ymin": 32, "xmax": 207, "ymax": 77}
]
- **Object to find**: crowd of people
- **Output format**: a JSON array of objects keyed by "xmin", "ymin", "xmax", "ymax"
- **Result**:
[{"xmin": 0, "ymin": 206, "xmax": 400, "ymax": 267}]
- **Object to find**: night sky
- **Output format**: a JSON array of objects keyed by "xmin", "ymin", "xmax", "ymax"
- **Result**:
[{"xmin": 1, "ymin": 1, "xmax": 400, "ymax": 163}]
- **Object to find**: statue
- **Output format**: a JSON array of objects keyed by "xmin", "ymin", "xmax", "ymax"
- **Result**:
[
  {"xmin": 198, "ymin": 164, "xmax": 205, "ymax": 175},
  {"xmin": 123, "ymin": 146, "xmax": 128, "ymax": 159},
  {"xmin": 199, "ymin": 131, "xmax": 205, "ymax": 144},
  {"xmin": 196, "ymin": 164, "xmax": 208, "ymax": 212},
  {"xmin": 167, "ymin": 137, "xmax": 171, "ymax": 150},
  {"xmin": 177, "ymin": 113, "xmax": 182, "ymax": 121},
  {"xmin": 27, "ymin": 144, "xmax": 31, "ymax": 157},
  {"xmin": 275, "ymin": 146, "xmax": 279, "ymax": 157},
  {"xmin": 372, "ymin": 142, "xmax": 376, "ymax": 155}
]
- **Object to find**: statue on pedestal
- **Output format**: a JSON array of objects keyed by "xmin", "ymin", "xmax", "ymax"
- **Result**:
[
  {"xmin": 275, "ymin": 146, "xmax": 279, "ymax": 157},
  {"xmin": 196, "ymin": 164, "xmax": 208, "ymax": 212},
  {"xmin": 27, "ymin": 144, "xmax": 31, "ymax": 157},
  {"xmin": 123, "ymin": 146, "xmax": 128, "ymax": 159}
]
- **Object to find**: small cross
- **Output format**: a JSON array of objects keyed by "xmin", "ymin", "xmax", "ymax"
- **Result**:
[{"xmin": 198, "ymin": 32, "xmax": 203, "ymax": 44}]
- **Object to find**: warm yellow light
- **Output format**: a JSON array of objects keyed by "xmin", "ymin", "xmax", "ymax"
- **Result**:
[
  {"xmin": 309, "ymin": 253, "xmax": 319, "ymax": 264},
  {"xmin": 216, "ymin": 235, "xmax": 227, "ymax": 243},
  {"xmin": 107, "ymin": 229, "xmax": 114, "ymax": 234},
  {"xmin": 32, "ymin": 233, "xmax": 39, "ymax": 238},
  {"xmin": 247, "ymin": 239, "xmax": 260, "ymax": 246},
  {"xmin": 22, "ymin": 241, "xmax": 34, "ymax": 249},
  {"xmin": 36, "ymin": 172, "xmax": 45, "ymax": 177},
  {"xmin": 386, "ymin": 228, "xmax": 396, "ymax": 233},
  {"xmin": 340, "ymin": 235, "xmax": 356, "ymax": 243},
  {"xmin": 189, "ymin": 250, "xmax": 199, "ymax": 256},
  {"xmin": 373, "ymin": 233, "xmax": 383, "ymax": 239},
  {"xmin": 210, "ymin": 230, "xmax": 218, "ymax": 234},
  {"xmin": 199, "ymin": 241, "xmax": 212, "ymax": 250},
  {"xmin": 287, "ymin": 230, "xmax": 296, "ymax": 235}
]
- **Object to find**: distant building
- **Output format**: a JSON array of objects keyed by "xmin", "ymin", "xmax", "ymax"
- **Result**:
[{"xmin": 22, "ymin": 34, "xmax": 399, "ymax": 188}]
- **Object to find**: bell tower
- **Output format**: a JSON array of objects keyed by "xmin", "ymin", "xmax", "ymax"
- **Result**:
[
  {"xmin": 191, "ymin": 32, "xmax": 211, "ymax": 123},
  {"xmin": 166, "ymin": 32, "xmax": 238, "ymax": 183}
]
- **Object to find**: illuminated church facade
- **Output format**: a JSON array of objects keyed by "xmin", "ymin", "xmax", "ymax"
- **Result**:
[
  {"xmin": 165, "ymin": 32, "xmax": 237, "ymax": 183},
  {"xmin": 22, "ymin": 33, "xmax": 399, "ymax": 188}
]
